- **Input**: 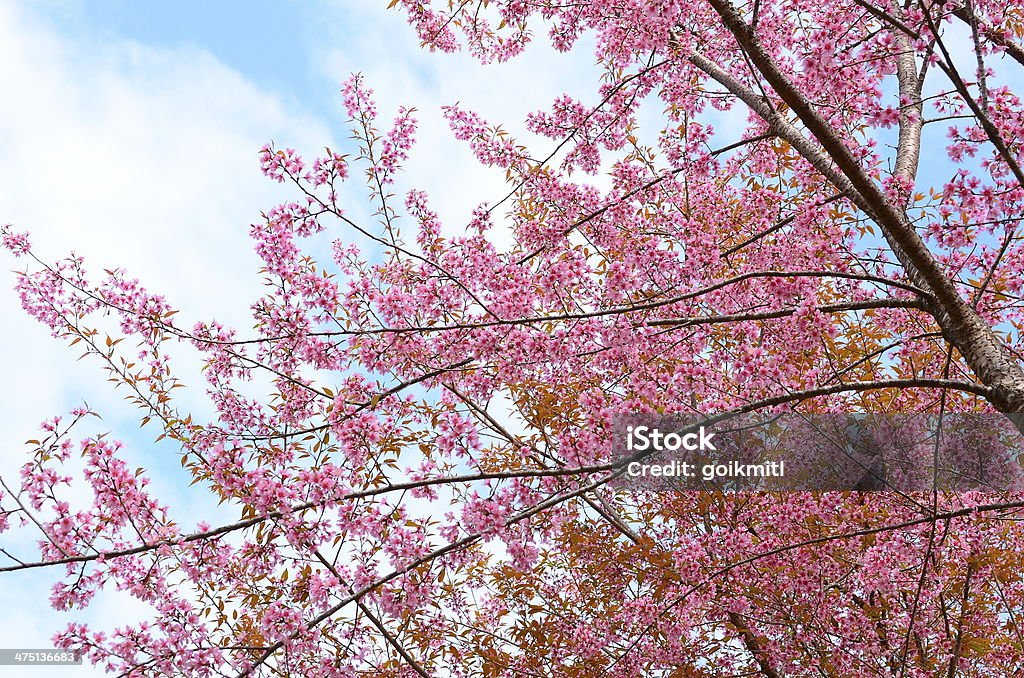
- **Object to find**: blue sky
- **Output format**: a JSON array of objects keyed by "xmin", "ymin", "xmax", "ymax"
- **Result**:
[
  {"xmin": 0, "ymin": 2, "xmax": 601, "ymax": 675},
  {"xmin": 39, "ymin": 0, "xmax": 341, "ymax": 118}
]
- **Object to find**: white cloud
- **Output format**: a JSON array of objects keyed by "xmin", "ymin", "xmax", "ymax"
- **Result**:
[
  {"xmin": 316, "ymin": 2, "xmax": 605, "ymax": 245},
  {"xmin": 0, "ymin": 3, "xmax": 609, "ymax": 672}
]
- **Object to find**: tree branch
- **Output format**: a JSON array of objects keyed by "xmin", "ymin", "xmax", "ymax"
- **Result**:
[
  {"xmin": 694, "ymin": 0, "xmax": 1024, "ymax": 416},
  {"xmin": 894, "ymin": 31, "xmax": 924, "ymax": 194},
  {"xmin": 728, "ymin": 611, "xmax": 785, "ymax": 678},
  {"xmin": 951, "ymin": 4, "xmax": 1024, "ymax": 70}
]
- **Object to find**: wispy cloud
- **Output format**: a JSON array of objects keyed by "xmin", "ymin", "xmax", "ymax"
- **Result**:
[
  {"xmin": 0, "ymin": 2, "xmax": 608, "ymax": 670},
  {"xmin": 316, "ymin": 2, "xmax": 604, "ymax": 239}
]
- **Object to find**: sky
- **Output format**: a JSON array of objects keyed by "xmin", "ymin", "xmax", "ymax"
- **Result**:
[{"xmin": 0, "ymin": 2, "xmax": 603, "ymax": 675}]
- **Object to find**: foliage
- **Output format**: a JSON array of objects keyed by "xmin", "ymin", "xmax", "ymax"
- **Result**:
[{"xmin": 5, "ymin": 0, "xmax": 1024, "ymax": 675}]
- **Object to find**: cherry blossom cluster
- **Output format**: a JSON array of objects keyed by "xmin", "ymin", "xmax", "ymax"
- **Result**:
[{"xmin": 3, "ymin": 0, "xmax": 1024, "ymax": 675}]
